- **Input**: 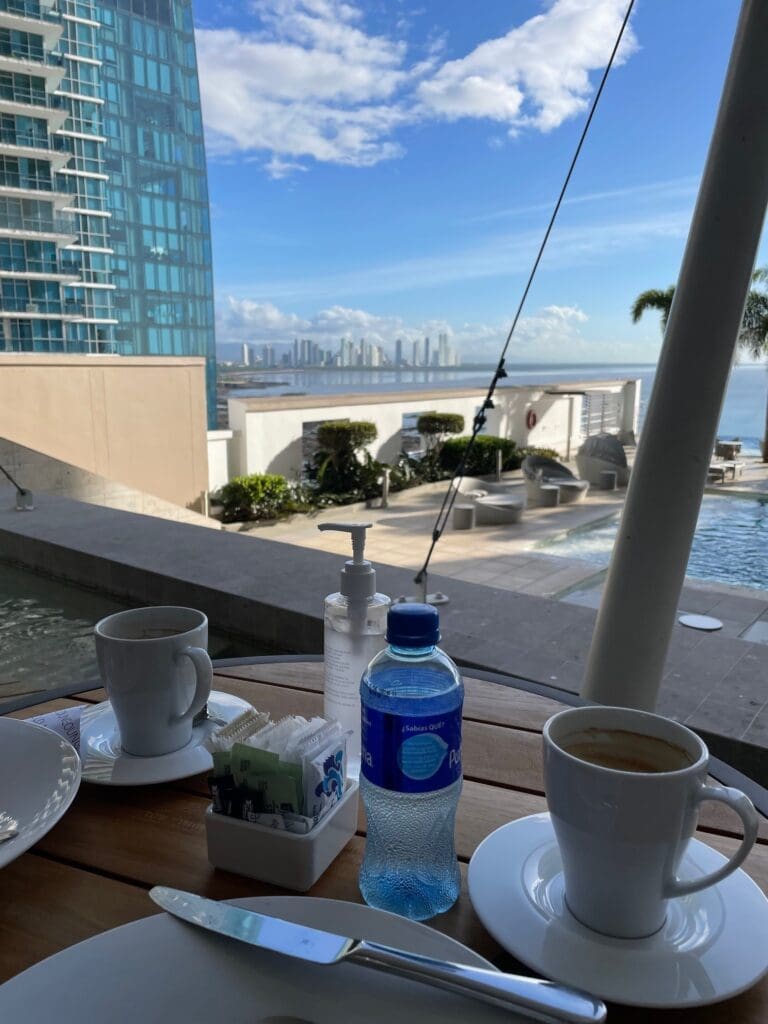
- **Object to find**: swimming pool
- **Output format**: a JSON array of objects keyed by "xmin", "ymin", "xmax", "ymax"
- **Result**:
[
  {"xmin": 539, "ymin": 495, "xmax": 768, "ymax": 591},
  {"xmin": 0, "ymin": 563, "xmax": 256, "ymax": 702}
]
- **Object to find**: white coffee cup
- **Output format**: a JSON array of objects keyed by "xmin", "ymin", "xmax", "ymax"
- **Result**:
[
  {"xmin": 94, "ymin": 606, "xmax": 213, "ymax": 757},
  {"xmin": 543, "ymin": 705, "xmax": 759, "ymax": 939}
]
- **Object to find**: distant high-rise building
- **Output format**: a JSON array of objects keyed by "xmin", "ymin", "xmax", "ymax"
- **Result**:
[
  {"xmin": 241, "ymin": 342, "xmax": 251, "ymax": 366},
  {"xmin": 394, "ymin": 337, "xmax": 403, "ymax": 366},
  {"xmin": 423, "ymin": 336, "xmax": 430, "ymax": 369},
  {"xmin": 262, "ymin": 343, "xmax": 275, "ymax": 368},
  {"xmin": 412, "ymin": 339, "xmax": 420, "ymax": 367},
  {"xmin": 438, "ymin": 332, "xmax": 450, "ymax": 367}
]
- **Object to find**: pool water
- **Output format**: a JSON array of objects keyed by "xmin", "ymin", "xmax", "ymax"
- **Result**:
[
  {"xmin": 540, "ymin": 495, "xmax": 768, "ymax": 591},
  {"xmin": 0, "ymin": 563, "xmax": 256, "ymax": 703}
]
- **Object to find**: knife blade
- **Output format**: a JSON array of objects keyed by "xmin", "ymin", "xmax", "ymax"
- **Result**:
[{"xmin": 149, "ymin": 887, "xmax": 606, "ymax": 1023}]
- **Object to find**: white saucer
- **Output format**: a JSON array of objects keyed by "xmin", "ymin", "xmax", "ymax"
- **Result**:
[
  {"xmin": 468, "ymin": 812, "xmax": 768, "ymax": 1009},
  {"xmin": 80, "ymin": 691, "xmax": 251, "ymax": 786}
]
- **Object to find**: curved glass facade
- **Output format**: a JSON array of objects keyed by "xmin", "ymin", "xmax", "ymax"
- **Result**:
[
  {"xmin": 98, "ymin": 0, "xmax": 216, "ymax": 424},
  {"xmin": 0, "ymin": 0, "xmax": 217, "ymax": 426}
]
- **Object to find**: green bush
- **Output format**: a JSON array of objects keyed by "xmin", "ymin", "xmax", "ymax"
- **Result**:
[
  {"xmin": 219, "ymin": 473, "xmax": 291, "ymax": 522},
  {"xmin": 440, "ymin": 435, "xmax": 517, "ymax": 476},
  {"xmin": 414, "ymin": 412, "xmax": 466, "ymax": 482},
  {"xmin": 316, "ymin": 420, "xmax": 377, "ymax": 453},
  {"xmin": 416, "ymin": 412, "xmax": 465, "ymax": 445},
  {"xmin": 439, "ymin": 437, "xmax": 562, "ymax": 476},
  {"xmin": 310, "ymin": 420, "xmax": 379, "ymax": 497}
]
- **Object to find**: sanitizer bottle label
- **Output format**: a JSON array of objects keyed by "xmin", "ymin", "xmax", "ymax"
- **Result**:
[{"xmin": 361, "ymin": 705, "xmax": 462, "ymax": 792}]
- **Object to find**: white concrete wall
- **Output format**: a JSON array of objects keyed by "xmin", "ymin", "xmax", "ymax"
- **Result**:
[
  {"xmin": 227, "ymin": 380, "xmax": 639, "ymax": 481},
  {"xmin": 207, "ymin": 430, "xmax": 234, "ymax": 492}
]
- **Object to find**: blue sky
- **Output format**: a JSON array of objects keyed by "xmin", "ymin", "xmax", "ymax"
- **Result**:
[{"xmin": 193, "ymin": 0, "xmax": 762, "ymax": 363}]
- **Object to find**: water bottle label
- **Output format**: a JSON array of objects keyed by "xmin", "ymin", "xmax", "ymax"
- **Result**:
[{"xmin": 361, "ymin": 705, "xmax": 462, "ymax": 792}]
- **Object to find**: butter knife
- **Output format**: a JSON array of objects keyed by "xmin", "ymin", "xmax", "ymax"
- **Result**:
[{"xmin": 149, "ymin": 887, "xmax": 606, "ymax": 1023}]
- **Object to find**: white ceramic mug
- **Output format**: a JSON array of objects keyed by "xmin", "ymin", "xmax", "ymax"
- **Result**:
[
  {"xmin": 94, "ymin": 606, "xmax": 213, "ymax": 757},
  {"xmin": 543, "ymin": 705, "xmax": 759, "ymax": 939}
]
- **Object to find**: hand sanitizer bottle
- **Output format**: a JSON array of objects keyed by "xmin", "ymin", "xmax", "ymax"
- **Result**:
[{"xmin": 318, "ymin": 522, "xmax": 390, "ymax": 779}]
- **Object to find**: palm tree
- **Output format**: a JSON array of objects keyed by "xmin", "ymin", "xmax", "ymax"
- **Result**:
[
  {"xmin": 631, "ymin": 286, "xmax": 675, "ymax": 330},
  {"xmin": 632, "ymin": 269, "xmax": 768, "ymax": 460}
]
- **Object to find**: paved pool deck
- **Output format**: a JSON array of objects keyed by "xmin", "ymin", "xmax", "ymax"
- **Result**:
[{"xmin": 242, "ymin": 456, "xmax": 768, "ymax": 751}]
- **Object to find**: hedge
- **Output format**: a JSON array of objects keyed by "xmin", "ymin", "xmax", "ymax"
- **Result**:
[{"xmin": 440, "ymin": 436, "xmax": 560, "ymax": 475}]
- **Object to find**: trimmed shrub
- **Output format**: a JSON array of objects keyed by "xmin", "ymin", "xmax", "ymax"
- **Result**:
[
  {"xmin": 316, "ymin": 420, "xmax": 377, "ymax": 453},
  {"xmin": 310, "ymin": 419, "xmax": 379, "ymax": 497},
  {"xmin": 416, "ymin": 412, "xmax": 465, "ymax": 447},
  {"xmin": 440, "ymin": 435, "xmax": 517, "ymax": 476},
  {"xmin": 219, "ymin": 473, "xmax": 290, "ymax": 522}
]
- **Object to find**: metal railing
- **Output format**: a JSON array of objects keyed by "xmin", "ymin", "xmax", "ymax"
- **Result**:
[
  {"xmin": 0, "ymin": 254, "xmax": 79, "ymax": 274},
  {"xmin": 0, "ymin": 0, "xmax": 60, "ymax": 21},
  {"xmin": 0, "ymin": 126, "xmax": 49, "ymax": 149},
  {"xmin": 0, "ymin": 170, "xmax": 53, "ymax": 191},
  {"xmin": 0, "ymin": 208, "xmax": 76, "ymax": 234},
  {"xmin": 0, "ymin": 80, "xmax": 64, "ymax": 108}
]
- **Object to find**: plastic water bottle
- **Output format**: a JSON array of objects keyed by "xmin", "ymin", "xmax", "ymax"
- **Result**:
[{"xmin": 359, "ymin": 603, "xmax": 463, "ymax": 920}]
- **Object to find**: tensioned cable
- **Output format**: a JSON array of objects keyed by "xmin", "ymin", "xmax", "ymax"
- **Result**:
[
  {"xmin": 0, "ymin": 464, "xmax": 22, "ymax": 491},
  {"xmin": 414, "ymin": 0, "xmax": 636, "ymax": 589}
]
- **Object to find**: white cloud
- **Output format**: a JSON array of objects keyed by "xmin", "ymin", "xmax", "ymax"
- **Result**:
[
  {"xmin": 196, "ymin": 0, "xmax": 637, "ymax": 176},
  {"xmin": 417, "ymin": 0, "xmax": 637, "ymax": 132},
  {"xmin": 196, "ymin": 0, "xmax": 412, "ymax": 173}
]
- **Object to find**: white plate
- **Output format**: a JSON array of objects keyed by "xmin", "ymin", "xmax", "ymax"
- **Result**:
[
  {"xmin": 0, "ymin": 896, "xmax": 519, "ymax": 1023},
  {"xmin": 468, "ymin": 812, "xmax": 768, "ymax": 1009},
  {"xmin": 0, "ymin": 718, "xmax": 80, "ymax": 869},
  {"xmin": 80, "ymin": 690, "xmax": 251, "ymax": 785}
]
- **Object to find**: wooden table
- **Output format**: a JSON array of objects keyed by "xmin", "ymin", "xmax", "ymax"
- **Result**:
[{"xmin": 2, "ymin": 660, "xmax": 767, "ymax": 1021}]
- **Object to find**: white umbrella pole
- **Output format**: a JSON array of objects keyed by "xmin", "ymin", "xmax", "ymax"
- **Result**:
[{"xmin": 582, "ymin": 0, "xmax": 768, "ymax": 710}]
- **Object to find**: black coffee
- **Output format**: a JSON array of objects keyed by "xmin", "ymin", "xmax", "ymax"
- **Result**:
[{"xmin": 562, "ymin": 728, "xmax": 694, "ymax": 773}]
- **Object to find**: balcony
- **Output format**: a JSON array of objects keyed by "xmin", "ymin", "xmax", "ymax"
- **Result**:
[
  {"xmin": 0, "ymin": 0, "xmax": 61, "ymax": 22},
  {"xmin": 0, "ymin": 83, "xmax": 67, "ymax": 128},
  {"xmin": 0, "ymin": 125, "xmax": 70, "ymax": 169},
  {"xmin": 0, "ymin": 294, "xmax": 78, "ymax": 313},
  {"xmin": 0, "ymin": 255, "xmax": 79, "ymax": 279},
  {"xmin": 0, "ymin": 44, "xmax": 65, "ymax": 87},
  {"xmin": 0, "ymin": 1, "xmax": 63, "ymax": 47},
  {"xmin": 0, "ymin": 207, "xmax": 76, "ymax": 241}
]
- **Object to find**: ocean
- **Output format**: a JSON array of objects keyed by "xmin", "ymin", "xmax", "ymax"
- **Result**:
[{"xmin": 221, "ymin": 362, "xmax": 767, "ymax": 455}]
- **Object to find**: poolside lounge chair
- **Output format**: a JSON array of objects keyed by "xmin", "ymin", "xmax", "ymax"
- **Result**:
[
  {"xmin": 455, "ymin": 476, "xmax": 526, "ymax": 525},
  {"xmin": 522, "ymin": 455, "xmax": 590, "ymax": 505},
  {"xmin": 576, "ymin": 433, "xmax": 630, "ymax": 487}
]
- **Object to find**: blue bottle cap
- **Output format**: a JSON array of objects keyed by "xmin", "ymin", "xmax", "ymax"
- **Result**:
[{"xmin": 387, "ymin": 602, "xmax": 440, "ymax": 647}]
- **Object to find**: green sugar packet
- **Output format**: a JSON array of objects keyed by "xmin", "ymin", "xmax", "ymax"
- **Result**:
[
  {"xmin": 244, "ymin": 771, "xmax": 300, "ymax": 815},
  {"xmin": 211, "ymin": 750, "xmax": 232, "ymax": 778}
]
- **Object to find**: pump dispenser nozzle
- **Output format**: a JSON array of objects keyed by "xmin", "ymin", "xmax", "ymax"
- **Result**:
[
  {"xmin": 318, "ymin": 522, "xmax": 376, "ymax": 603},
  {"xmin": 318, "ymin": 522, "xmax": 372, "ymax": 564}
]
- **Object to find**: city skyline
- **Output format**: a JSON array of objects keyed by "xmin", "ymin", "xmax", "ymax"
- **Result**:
[
  {"xmin": 196, "ymin": 0, "xmax": 768, "ymax": 365},
  {"xmin": 234, "ymin": 330, "xmax": 461, "ymax": 369}
]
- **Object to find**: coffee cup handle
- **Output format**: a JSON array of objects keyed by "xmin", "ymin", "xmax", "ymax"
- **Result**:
[
  {"xmin": 664, "ymin": 782, "xmax": 759, "ymax": 898},
  {"xmin": 171, "ymin": 646, "xmax": 213, "ymax": 725}
]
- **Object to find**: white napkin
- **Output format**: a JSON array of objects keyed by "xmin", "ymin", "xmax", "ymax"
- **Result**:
[{"xmin": 30, "ymin": 706, "xmax": 85, "ymax": 753}]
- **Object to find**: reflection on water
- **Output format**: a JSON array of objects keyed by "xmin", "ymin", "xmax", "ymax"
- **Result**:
[
  {"xmin": 0, "ymin": 563, "xmax": 255, "ymax": 700},
  {"xmin": 541, "ymin": 496, "xmax": 768, "ymax": 590}
]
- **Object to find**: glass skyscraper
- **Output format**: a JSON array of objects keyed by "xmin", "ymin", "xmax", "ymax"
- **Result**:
[
  {"xmin": 98, "ymin": 0, "xmax": 216, "ymax": 422},
  {"xmin": 0, "ymin": 0, "xmax": 217, "ymax": 425}
]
